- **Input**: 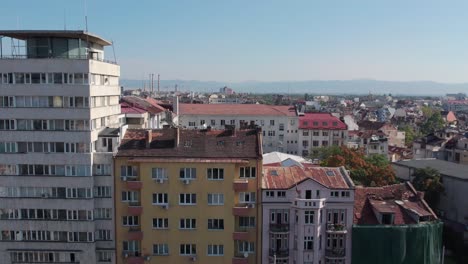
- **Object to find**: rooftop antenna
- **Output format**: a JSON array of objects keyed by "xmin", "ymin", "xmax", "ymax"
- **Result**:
[
  {"xmin": 157, "ymin": 74, "xmax": 160, "ymax": 95},
  {"xmin": 111, "ymin": 40, "xmax": 117, "ymax": 63},
  {"xmin": 64, "ymin": 9, "xmax": 67, "ymax": 30}
]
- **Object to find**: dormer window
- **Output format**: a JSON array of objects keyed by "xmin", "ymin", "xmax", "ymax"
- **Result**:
[
  {"xmin": 217, "ymin": 141, "xmax": 225, "ymax": 146},
  {"xmin": 381, "ymin": 213, "xmax": 394, "ymax": 225}
]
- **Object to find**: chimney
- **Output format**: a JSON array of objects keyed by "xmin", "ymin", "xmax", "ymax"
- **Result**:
[
  {"xmin": 175, "ymin": 127, "xmax": 180, "ymax": 147},
  {"xmin": 146, "ymin": 130, "xmax": 152, "ymax": 148},
  {"xmin": 173, "ymin": 96, "xmax": 179, "ymax": 115}
]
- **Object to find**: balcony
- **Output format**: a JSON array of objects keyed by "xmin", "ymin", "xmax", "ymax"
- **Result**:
[
  {"xmin": 293, "ymin": 198, "xmax": 325, "ymax": 209},
  {"xmin": 269, "ymin": 249, "xmax": 289, "ymax": 258},
  {"xmin": 269, "ymin": 223, "xmax": 290, "ymax": 233},
  {"xmin": 126, "ymin": 256, "xmax": 144, "ymax": 264},
  {"xmin": 232, "ymin": 254, "xmax": 249, "ymax": 264},
  {"xmin": 326, "ymin": 223, "xmax": 347, "ymax": 234},
  {"xmin": 325, "ymin": 248, "xmax": 346, "ymax": 259},
  {"xmin": 233, "ymin": 180, "xmax": 249, "ymax": 192},
  {"xmin": 233, "ymin": 230, "xmax": 249, "ymax": 240},
  {"xmin": 126, "ymin": 181, "xmax": 142, "ymax": 190},
  {"xmin": 232, "ymin": 204, "xmax": 254, "ymax": 216},
  {"xmin": 127, "ymin": 202, "xmax": 143, "ymax": 216},
  {"xmin": 128, "ymin": 227, "xmax": 143, "ymax": 240}
]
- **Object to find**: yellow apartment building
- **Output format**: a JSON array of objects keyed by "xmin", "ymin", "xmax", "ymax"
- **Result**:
[{"xmin": 114, "ymin": 127, "xmax": 263, "ymax": 264}]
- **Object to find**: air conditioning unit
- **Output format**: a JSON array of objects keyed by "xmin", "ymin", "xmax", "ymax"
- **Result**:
[
  {"xmin": 41, "ymin": 193, "xmax": 49, "ymax": 198},
  {"xmin": 123, "ymin": 252, "xmax": 129, "ymax": 258},
  {"xmin": 183, "ymin": 179, "xmax": 190, "ymax": 185},
  {"xmin": 121, "ymin": 176, "xmax": 127, "ymax": 181},
  {"xmin": 190, "ymin": 256, "xmax": 197, "ymax": 262},
  {"xmin": 161, "ymin": 204, "xmax": 169, "ymax": 210},
  {"xmin": 157, "ymin": 178, "xmax": 164, "ymax": 183},
  {"xmin": 247, "ymin": 203, "xmax": 255, "ymax": 208}
]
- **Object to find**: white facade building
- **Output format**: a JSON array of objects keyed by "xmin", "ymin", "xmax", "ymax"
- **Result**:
[
  {"xmin": 0, "ymin": 30, "xmax": 120, "ymax": 263},
  {"xmin": 261, "ymin": 166, "xmax": 355, "ymax": 264},
  {"xmin": 178, "ymin": 103, "xmax": 299, "ymax": 153}
]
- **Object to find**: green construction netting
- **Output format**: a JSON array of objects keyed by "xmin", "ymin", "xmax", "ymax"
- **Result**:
[{"xmin": 352, "ymin": 221, "xmax": 443, "ymax": 264}]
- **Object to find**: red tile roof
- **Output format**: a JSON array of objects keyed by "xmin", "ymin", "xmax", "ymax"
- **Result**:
[
  {"xmin": 117, "ymin": 128, "xmax": 262, "ymax": 159},
  {"xmin": 298, "ymin": 113, "xmax": 347, "ymax": 130},
  {"xmin": 121, "ymin": 96, "xmax": 166, "ymax": 115},
  {"xmin": 262, "ymin": 166, "xmax": 353, "ymax": 190},
  {"xmin": 180, "ymin": 103, "xmax": 297, "ymax": 116},
  {"xmin": 121, "ymin": 102, "xmax": 147, "ymax": 114},
  {"xmin": 353, "ymin": 182, "xmax": 437, "ymax": 225}
]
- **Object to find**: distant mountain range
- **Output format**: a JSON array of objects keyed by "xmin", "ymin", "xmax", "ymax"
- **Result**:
[{"xmin": 120, "ymin": 79, "xmax": 468, "ymax": 96}]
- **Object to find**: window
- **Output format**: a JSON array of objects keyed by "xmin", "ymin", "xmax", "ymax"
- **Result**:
[
  {"xmin": 153, "ymin": 244, "xmax": 169, "ymax": 256},
  {"xmin": 266, "ymin": 191, "xmax": 275, "ymax": 197},
  {"xmin": 208, "ymin": 219, "xmax": 224, "ymax": 230},
  {"xmin": 268, "ymin": 131, "xmax": 275, "ymax": 136},
  {"xmin": 122, "ymin": 216, "xmax": 139, "ymax": 226},
  {"xmin": 120, "ymin": 166, "xmax": 138, "ymax": 179},
  {"xmin": 95, "ymin": 230, "xmax": 111, "ymax": 241},
  {"xmin": 123, "ymin": 240, "xmax": 140, "ymax": 253},
  {"xmin": 200, "ymin": 120, "xmax": 205, "ymax": 125},
  {"xmin": 277, "ymin": 191, "xmax": 286, "ymax": 197},
  {"xmin": 237, "ymin": 241, "xmax": 255, "ymax": 253},
  {"xmin": 230, "ymin": 120, "xmax": 235, "ymax": 125},
  {"xmin": 122, "ymin": 191, "xmax": 139, "ymax": 202},
  {"xmin": 153, "ymin": 218, "xmax": 169, "ymax": 229},
  {"xmin": 179, "ymin": 168, "xmax": 196, "ymax": 180},
  {"xmin": 270, "ymin": 120, "xmax": 275, "ymax": 126},
  {"xmin": 305, "ymin": 211, "xmax": 314, "ymax": 224},
  {"xmin": 239, "ymin": 192, "xmax": 256, "ymax": 203},
  {"xmin": 303, "ymin": 131, "xmax": 309, "ymax": 136},
  {"xmin": 94, "ymin": 208, "xmax": 111, "ymax": 219},
  {"xmin": 239, "ymin": 216, "xmax": 256, "ymax": 228},
  {"xmin": 240, "ymin": 167, "xmax": 256, "ymax": 178},
  {"xmin": 322, "ymin": 122, "xmax": 328, "ymax": 126},
  {"xmin": 152, "ymin": 168, "xmax": 168, "ymax": 180},
  {"xmin": 341, "ymin": 191, "xmax": 350, "ymax": 197},
  {"xmin": 279, "ymin": 124, "xmax": 284, "ymax": 131},
  {"xmin": 381, "ymin": 213, "xmax": 394, "ymax": 224},
  {"xmin": 302, "ymin": 140, "xmax": 309, "ymax": 147},
  {"xmin": 179, "ymin": 219, "xmax": 196, "ymax": 229},
  {"xmin": 188, "ymin": 121, "xmax": 196, "ymax": 127},
  {"xmin": 220, "ymin": 120, "xmax": 225, "ymax": 126},
  {"xmin": 66, "ymin": 188, "xmax": 92, "ymax": 198},
  {"xmin": 304, "ymin": 236, "xmax": 314, "ymax": 250},
  {"xmin": 208, "ymin": 193, "xmax": 224, "ymax": 205},
  {"xmin": 180, "ymin": 244, "xmax": 196, "ymax": 255},
  {"xmin": 323, "ymin": 131, "xmax": 329, "ymax": 136},
  {"xmin": 330, "ymin": 191, "xmax": 339, "ymax": 197},
  {"xmin": 97, "ymin": 251, "xmax": 113, "ymax": 262},
  {"xmin": 68, "ymin": 232, "xmax": 93, "ymax": 242},
  {"xmin": 152, "ymin": 193, "xmax": 168, "ymax": 204},
  {"xmin": 207, "ymin": 168, "xmax": 224, "ymax": 180},
  {"xmin": 94, "ymin": 186, "xmax": 111, "ymax": 198},
  {"xmin": 210, "ymin": 120, "xmax": 216, "ymax": 126},
  {"xmin": 179, "ymin": 193, "xmax": 197, "ymax": 205},
  {"xmin": 0, "ymin": 142, "xmax": 17, "ymax": 153},
  {"xmin": 0, "ymin": 119, "xmax": 15, "ymax": 130},
  {"xmin": 208, "ymin": 245, "xmax": 224, "ymax": 256},
  {"xmin": 313, "ymin": 131, "xmax": 319, "ymax": 136},
  {"xmin": 322, "ymin": 140, "xmax": 329, "ymax": 146}
]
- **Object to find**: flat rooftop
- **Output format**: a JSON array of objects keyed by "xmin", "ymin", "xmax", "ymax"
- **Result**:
[
  {"xmin": 0, "ymin": 30, "xmax": 112, "ymax": 46},
  {"xmin": 393, "ymin": 159, "xmax": 468, "ymax": 180}
]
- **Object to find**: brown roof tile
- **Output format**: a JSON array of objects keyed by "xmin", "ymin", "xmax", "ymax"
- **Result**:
[
  {"xmin": 180, "ymin": 103, "xmax": 297, "ymax": 116},
  {"xmin": 116, "ymin": 128, "xmax": 262, "ymax": 159},
  {"xmin": 262, "ymin": 166, "xmax": 353, "ymax": 190}
]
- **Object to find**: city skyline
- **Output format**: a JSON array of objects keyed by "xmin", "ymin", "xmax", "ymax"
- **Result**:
[{"xmin": 2, "ymin": 0, "xmax": 468, "ymax": 83}]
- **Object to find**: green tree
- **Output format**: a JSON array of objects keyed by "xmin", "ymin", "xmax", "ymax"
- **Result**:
[
  {"xmin": 399, "ymin": 125, "xmax": 419, "ymax": 146},
  {"xmin": 421, "ymin": 110, "xmax": 444, "ymax": 135},
  {"xmin": 411, "ymin": 167, "xmax": 444, "ymax": 208},
  {"xmin": 308, "ymin": 145, "xmax": 342, "ymax": 162},
  {"xmin": 316, "ymin": 146, "xmax": 397, "ymax": 187}
]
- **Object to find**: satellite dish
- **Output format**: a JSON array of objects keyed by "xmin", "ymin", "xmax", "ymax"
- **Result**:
[
  {"xmin": 202, "ymin": 123, "xmax": 207, "ymax": 129},
  {"xmin": 243, "ymin": 252, "xmax": 249, "ymax": 258}
]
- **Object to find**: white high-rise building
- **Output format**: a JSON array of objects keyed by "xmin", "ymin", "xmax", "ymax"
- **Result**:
[{"xmin": 0, "ymin": 30, "xmax": 121, "ymax": 263}]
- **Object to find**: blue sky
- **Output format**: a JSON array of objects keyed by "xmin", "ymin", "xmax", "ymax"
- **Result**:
[{"xmin": 2, "ymin": 0, "xmax": 468, "ymax": 83}]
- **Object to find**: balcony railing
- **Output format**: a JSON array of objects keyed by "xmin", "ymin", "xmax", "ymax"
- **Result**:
[
  {"xmin": 326, "ymin": 223, "xmax": 347, "ymax": 233},
  {"xmin": 325, "ymin": 248, "xmax": 346, "ymax": 258},
  {"xmin": 269, "ymin": 223, "xmax": 290, "ymax": 232},
  {"xmin": 0, "ymin": 54, "xmax": 117, "ymax": 64},
  {"xmin": 269, "ymin": 249, "xmax": 289, "ymax": 258}
]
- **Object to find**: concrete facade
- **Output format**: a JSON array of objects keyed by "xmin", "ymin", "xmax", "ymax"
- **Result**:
[{"xmin": 0, "ymin": 30, "xmax": 120, "ymax": 263}]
